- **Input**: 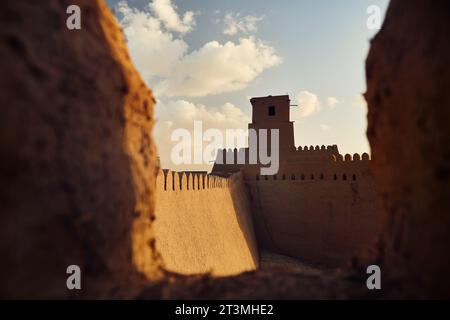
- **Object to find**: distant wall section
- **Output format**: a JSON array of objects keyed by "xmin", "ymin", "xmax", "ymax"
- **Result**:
[{"xmin": 245, "ymin": 151, "xmax": 381, "ymax": 268}]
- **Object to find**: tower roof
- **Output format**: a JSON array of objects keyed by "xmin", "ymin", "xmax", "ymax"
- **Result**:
[{"xmin": 250, "ymin": 94, "xmax": 290, "ymax": 104}]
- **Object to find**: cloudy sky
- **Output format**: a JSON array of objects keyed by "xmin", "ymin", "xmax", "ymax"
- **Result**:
[{"xmin": 106, "ymin": 0, "xmax": 388, "ymax": 170}]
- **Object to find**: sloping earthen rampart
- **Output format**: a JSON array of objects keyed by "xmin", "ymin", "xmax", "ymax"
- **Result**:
[{"xmin": 154, "ymin": 171, "xmax": 259, "ymax": 275}]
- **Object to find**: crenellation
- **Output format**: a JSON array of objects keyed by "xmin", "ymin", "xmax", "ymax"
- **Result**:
[
  {"xmin": 178, "ymin": 172, "xmax": 184, "ymax": 191},
  {"xmin": 185, "ymin": 172, "xmax": 190, "ymax": 190},
  {"xmin": 191, "ymin": 174, "xmax": 196, "ymax": 190},
  {"xmin": 362, "ymin": 152, "xmax": 370, "ymax": 161},
  {"xmin": 164, "ymin": 170, "xmax": 174, "ymax": 191},
  {"xmin": 250, "ymin": 168, "xmax": 366, "ymax": 182},
  {"xmin": 157, "ymin": 171, "xmax": 233, "ymax": 191},
  {"xmin": 171, "ymin": 171, "xmax": 176, "ymax": 191},
  {"xmin": 163, "ymin": 169, "xmax": 169, "ymax": 191}
]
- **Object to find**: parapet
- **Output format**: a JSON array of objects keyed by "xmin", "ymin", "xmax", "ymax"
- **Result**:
[
  {"xmin": 332, "ymin": 152, "xmax": 371, "ymax": 162},
  {"xmin": 250, "ymin": 152, "xmax": 372, "ymax": 182},
  {"xmin": 297, "ymin": 144, "xmax": 338, "ymax": 153},
  {"xmin": 214, "ymin": 147, "xmax": 249, "ymax": 165},
  {"xmin": 158, "ymin": 170, "xmax": 233, "ymax": 191},
  {"xmin": 253, "ymin": 171, "xmax": 365, "ymax": 182}
]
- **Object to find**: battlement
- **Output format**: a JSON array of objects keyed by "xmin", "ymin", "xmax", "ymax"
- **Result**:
[
  {"xmin": 330, "ymin": 152, "xmax": 371, "ymax": 162},
  {"xmin": 214, "ymin": 146, "xmax": 370, "ymax": 163},
  {"xmin": 157, "ymin": 170, "xmax": 231, "ymax": 191},
  {"xmin": 214, "ymin": 148, "xmax": 249, "ymax": 164},
  {"xmin": 296, "ymin": 144, "xmax": 338, "ymax": 152},
  {"xmin": 249, "ymin": 152, "xmax": 371, "ymax": 181},
  {"xmin": 254, "ymin": 172, "xmax": 363, "ymax": 181}
]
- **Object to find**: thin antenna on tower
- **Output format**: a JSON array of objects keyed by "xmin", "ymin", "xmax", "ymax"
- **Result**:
[{"xmin": 287, "ymin": 92, "xmax": 298, "ymax": 106}]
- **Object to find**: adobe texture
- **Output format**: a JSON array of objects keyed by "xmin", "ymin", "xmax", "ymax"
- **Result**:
[
  {"xmin": 0, "ymin": 0, "xmax": 161, "ymax": 298},
  {"xmin": 154, "ymin": 171, "xmax": 258, "ymax": 275},
  {"xmin": 365, "ymin": 0, "xmax": 450, "ymax": 298}
]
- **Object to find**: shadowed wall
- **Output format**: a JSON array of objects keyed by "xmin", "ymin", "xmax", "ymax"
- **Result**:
[
  {"xmin": 0, "ymin": 0, "xmax": 161, "ymax": 298},
  {"xmin": 246, "ymin": 152, "xmax": 380, "ymax": 267},
  {"xmin": 364, "ymin": 0, "xmax": 450, "ymax": 298}
]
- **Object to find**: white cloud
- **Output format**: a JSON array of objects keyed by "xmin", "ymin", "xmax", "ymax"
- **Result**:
[
  {"xmin": 319, "ymin": 124, "xmax": 331, "ymax": 131},
  {"xmin": 117, "ymin": 1, "xmax": 188, "ymax": 80},
  {"xmin": 223, "ymin": 13, "xmax": 265, "ymax": 35},
  {"xmin": 327, "ymin": 96, "xmax": 339, "ymax": 108},
  {"xmin": 293, "ymin": 91, "xmax": 320, "ymax": 118},
  {"xmin": 150, "ymin": 0, "xmax": 195, "ymax": 33},
  {"xmin": 154, "ymin": 100, "xmax": 250, "ymax": 169},
  {"xmin": 117, "ymin": 1, "xmax": 281, "ymax": 98},
  {"xmin": 155, "ymin": 37, "xmax": 281, "ymax": 97},
  {"xmin": 156, "ymin": 100, "xmax": 250, "ymax": 129}
]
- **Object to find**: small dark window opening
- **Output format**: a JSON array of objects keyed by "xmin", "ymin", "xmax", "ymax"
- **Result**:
[
  {"xmin": 301, "ymin": 174, "xmax": 305, "ymax": 180},
  {"xmin": 320, "ymin": 173, "xmax": 324, "ymax": 180},
  {"xmin": 268, "ymin": 105, "xmax": 276, "ymax": 116},
  {"xmin": 256, "ymin": 175, "xmax": 260, "ymax": 181},
  {"xmin": 291, "ymin": 174, "xmax": 296, "ymax": 180},
  {"xmin": 343, "ymin": 174, "xmax": 347, "ymax": 181},
  {"xmin": 352, "ymin": 174, "xmax": 357, "ymax": 181},
  {"xmin": 311, "ymin": 174, "xmax": 315, "ymax": 180},
  {"xmin": 274, "ymin": 175, "xmax": 277, "ymax": 180},
  {"xmin": 282, "ymin": 174, "xmax": 286, "ymax": 180},
  {"xmin": 333, "ymin": 174, "xmax": 337, "ymax": 180},
  {"xmin": 264, "ymin": 175, "xmax": 268, "ymax": 180}
]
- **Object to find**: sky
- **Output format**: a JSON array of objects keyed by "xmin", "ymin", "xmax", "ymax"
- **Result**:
[{"xmin": 106, "ymin": 0, "xmax": 389, "ymax": 171}]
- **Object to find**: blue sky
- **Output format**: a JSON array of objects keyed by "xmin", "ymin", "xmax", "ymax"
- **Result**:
[{"xmin": 106, "ymin": 0, "xmax": 388, "ymax": 170}]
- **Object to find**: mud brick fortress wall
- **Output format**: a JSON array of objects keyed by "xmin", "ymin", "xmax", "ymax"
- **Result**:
[
  {"xmin": 212, "ymin": 96, "xmax": 381, "ymax": 268},
  {"xmin": 245, "ymin": 151, "xmax": 380, "ymax": 267},
  {"xmin": 154, "ymin": 171, "xmax": 259, "ymax": 275}
]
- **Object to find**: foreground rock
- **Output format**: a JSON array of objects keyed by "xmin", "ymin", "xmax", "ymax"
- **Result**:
[
  {"xmin": 0, "ymin": 0, "xmax": 161, "ymax": 298},
  {"xmin": 364, "ymin": 0, "xmax": 450, "ymax": 298}
]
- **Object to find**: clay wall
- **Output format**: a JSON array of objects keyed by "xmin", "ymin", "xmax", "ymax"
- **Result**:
[
  {"xmin": 154, "ymin": 171, "xmax": 259, "ymax": 275},
  {"xmin": 245, "ymin": 153, "xmax": 380, "ymax": 267}
]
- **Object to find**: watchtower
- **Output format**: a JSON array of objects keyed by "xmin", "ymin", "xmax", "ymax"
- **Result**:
[{"xmin": 249, "ymin": 95, "xmax": 295, "ymax": 155}]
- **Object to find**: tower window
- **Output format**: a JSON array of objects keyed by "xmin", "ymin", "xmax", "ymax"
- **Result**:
[{"xmin": 268, "ymin": 105, "xmax": 276, "ymax": 116}]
